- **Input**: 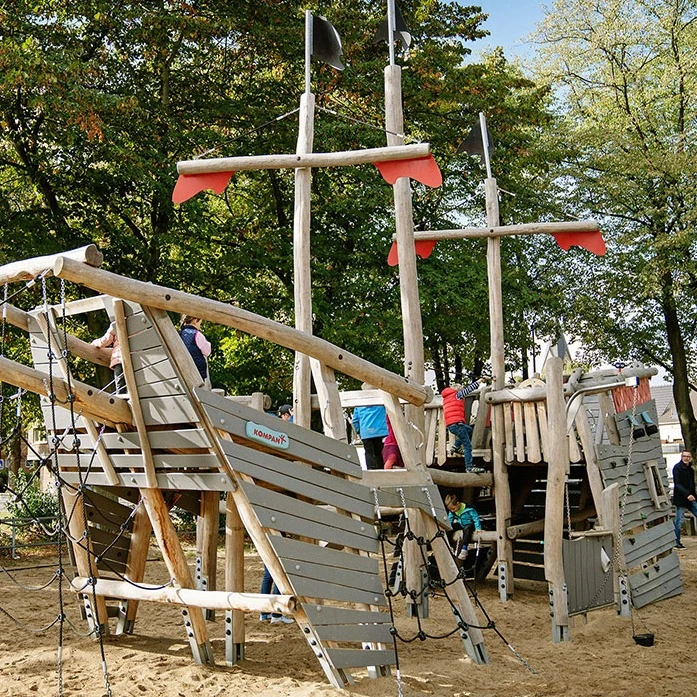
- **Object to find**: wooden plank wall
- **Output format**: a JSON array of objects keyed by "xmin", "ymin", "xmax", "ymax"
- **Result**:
[{"xmin": 595, "ymin": 398, "xmax": 681, "ymax": 609}]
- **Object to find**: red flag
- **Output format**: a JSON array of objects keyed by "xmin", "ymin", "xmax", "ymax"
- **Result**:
[
  {"xmin": 551, "ymin": 229, "xmax": 606, "ymax": 256},
  {"xmin": 172, "ymin": 171, "xmax": 234, "ymax": 204},
  {"xmin": 387, "ymin": 239, "xmax": 437, "ymax": 266},
  {"xmin": 374, "ymin": 155, "xmax": 442, "ymax": 188}
]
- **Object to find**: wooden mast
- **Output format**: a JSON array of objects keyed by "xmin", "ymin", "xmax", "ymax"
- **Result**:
[
  {"xmin": 292, "ymin": 10, "xmax": 315, "ymax": 428},
  {"xmin": 384, "ymin": 0, "xmax": 426, "ymax": 459}
]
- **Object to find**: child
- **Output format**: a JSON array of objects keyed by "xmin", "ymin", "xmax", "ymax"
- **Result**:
[
  {"xmin": 382, "ymin": 415, "xmax": 404, "ymax": 469},
  {"xmin": 444, "ymin": 493, "xmax": 482, "ymax": 560},
  {"xmin": 91, "ymin": 322, "xmax": 125, "ymax": 394},
  {"xmin": 440, "ymin": 377, "xmax": 486, "ymax": 472},
  {"xmin": 351, "ymin": 385, "xmax": 389, "ymax": 470},
  {"xmin": 179, "ymin": 315, "xmax": 212, "ymax": 386}
]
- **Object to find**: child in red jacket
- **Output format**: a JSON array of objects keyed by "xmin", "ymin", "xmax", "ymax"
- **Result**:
[{"xmin": 441, "ymin": 378, "xmax": 486, "ymax": 472}]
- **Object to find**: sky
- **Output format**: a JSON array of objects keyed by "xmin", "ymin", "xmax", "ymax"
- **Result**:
[{"xmin": 467, "ymin": 0, "xmax": 547, "ymax": 60}]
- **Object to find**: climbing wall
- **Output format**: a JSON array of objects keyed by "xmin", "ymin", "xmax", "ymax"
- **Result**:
[{"xmin": 596, "ymin": 399, "xmax": 681, "ymax": 608}]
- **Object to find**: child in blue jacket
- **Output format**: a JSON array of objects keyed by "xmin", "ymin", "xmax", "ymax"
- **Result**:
[{"xmin": 445, "ymin": 493, "xmax": 481, "ymax": 559}]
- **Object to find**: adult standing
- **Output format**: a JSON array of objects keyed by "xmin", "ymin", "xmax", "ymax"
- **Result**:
[
  {"xmin": 673, "ymin": 450, "xmax": 696, "ymax": 549},
  {"xmin": 351, "ymin": 384, "xmax": 388, "ymax": 470}
]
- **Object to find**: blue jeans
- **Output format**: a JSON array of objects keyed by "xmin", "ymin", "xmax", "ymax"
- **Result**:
[
  {"xmin": 447, "ymin": 422, "xmax": 473, "ymax": 469},
  {"xmin": 674, "ymin": 500, "xmax": 697, "ymax": 544},
  {"xmin": 260, "ymin": 566, "xmax": 281, "ymax": 619}
]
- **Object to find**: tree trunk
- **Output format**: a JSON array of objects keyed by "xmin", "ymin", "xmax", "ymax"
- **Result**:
[{"xmin": 661, "ymin": 270, "xmax": 697, "ymax": 452}]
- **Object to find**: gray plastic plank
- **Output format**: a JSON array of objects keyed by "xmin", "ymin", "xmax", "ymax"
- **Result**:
[
  {"xmin": 241, "ymin": 482, "xmax": 378, "ymax": 553},
  {"xmin": 136, "ymin": 378, "xmax": 189, "ymax": 400},
  {"xmin": 59, "ymin": 470, "xmax": 234, "ymax": 491},
  {"xmin": 139, "ymin": 394, "xmax": 199, "ymax": 426},
  {"xmin": 100, "ymin": 428, "xmax": 211, "ymax": 451},
  {"xmin": 624, "ymin": 520, "xmax": 675, "ymax": 568},
  {"xmin": 302, "ymin": 604, "xmax": 388, "ymax": 626},
  {"xmin": 133, "ymin": 358, "xmax": 178, "ymax": 386},
  {"xmin": 83, "ymin": 491, "xmax": 135, "ymax": 531},
  {"xmin": 197, "ymin": 388, "xmax": 361, "ymax": 475},
  {"xmin": 270, "ymin": 537, "xmax": 378, "ymax": 575},
  {"xmin": 108, "ymin": 453, "xmax": 220, "ymax": 471},
  {"xmin": 278, "ymin": 555, "xmax": 383, "ymax": 595},
  {"xmin": 287, "ymin": 575, "xmax": 386, "ymax": 606},
  {"xmin": 221, "ymin": 439, "xmax": 375, "ymax": 519},
  {"xmin": 309, "ymin": 622, "xmax": 393, "ymax": 644},
  {"xmin": 323, "ymin": 648, "xmax": 395, "ymax": 669},
  {"xmin": 628, "ymin": 551, "xmax": 682, "ymax": 608}
]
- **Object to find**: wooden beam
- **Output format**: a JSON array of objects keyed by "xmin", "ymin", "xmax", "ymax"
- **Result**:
[
  {"xmin": 427, "ymin": 468, "xmax": 494, "ymax": 488},
  {"xmin": 52, "ymin": 256, "xmax": 431, "ymax": 406},
  {"xmin": 543, "ymin": 357, "xmax": 570, "ymax": 641},
  {"xmin": 177, "ymin": 144, "xmax": 431, "ymax": 176},
  {"xmin": 0, "ymin": 245, "xmax": 102, "ymax": 284},
  {"xmin": 408, "ymin": 220, "xmax": 599, "ymax": 241},
  {"xmin": 70, "ymin": 577, "xmax": 297, "ymax": 614},
  {"xmin": 5, "ymin": 303, "xmax": 111, "ymax": 367},
  {"xmin": 113, "ymin": 300, "xmax": 158, "ymax": 488},
  {"xmin": 292, "ymin": 90, "xmax": 314, "ymax": 428},
  {"xmin": 0, "ymin": 355, "xmax": 131, "ymax": 425},
  {"xmin": 139, "ymin": 487, "xmax": 213, "ymax": 664}
]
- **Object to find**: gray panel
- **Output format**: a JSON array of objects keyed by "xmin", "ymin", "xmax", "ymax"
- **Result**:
[
  {"xmin": 129, "ymin": 345, "xmax": 171, "ymax": 371},
  {"xmin": 59, "ymin": 471, "xmax": 234, "ymax": 491},
  {"xmin": 140, "ymin": 394, "xmax": 198, "ymax": 426},
  {"xmin": 271, "ymin": 537, "xmax": 378, "ymax": 575},
  {"xmin": 287, "ymin": 575, "xmax": 385, "ymax": 606},
  {"xmin": 302, "ymin": 604, "xmax": 388, "ymax": 627},
  {"xmin": 563, "ymin": 535, "xmax": 614, "ymax": 615},
  {"xmin": 100, "ymin": 428, "xmax": 211, "ymax": 451},
  {"xmin": 133, "ymin": 358, "xmax": 178, "ymax": 385},
  {"xmin": 310, "ymin": 623, "xmax": 393, "ymax": 644},
  {"xmin": 221, "ymin": 440, "xmax": 375, "ymax": 519},
  {"xmin": 83, "ymin": 490, "xmax": 135, "ymax": 531},
  {"xmin": 624, "ymin": 520, "xmax": 676, "ymax": 568},
  {"xmin": 279, "ymin": 554, "xmax": 383, "ymax": 593},
  {"xmin": 323, "ymin": 648, "xmax": 395, "ymax": 669},
  {"xmin": 197, "ymin": 388, "xmax": 361, "ymax": 474},
  {"xmin": 42, "ymin": 404, "xmax": 78, "ymax": 432},
  {"xmin": 241, "ymin": 483, "xmax": 378, "ymax": 553},
  {"xmin": 136, "ymin": 378, "xmax": 188, "ymax": 400},
  {"xmin": 108, "ymin": 453, "xmax": 220, "ymax": 471},
  {"xmin": 628, "ymin": 551, "xmax": 682, "ymax": 608}
]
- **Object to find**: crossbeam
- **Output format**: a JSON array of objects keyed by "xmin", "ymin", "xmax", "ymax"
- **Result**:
[{"xmin": 177, "ymin": 144, "xmax": 431, "ymax": 175}]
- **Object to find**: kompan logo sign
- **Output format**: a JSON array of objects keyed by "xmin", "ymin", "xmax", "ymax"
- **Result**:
[{"xmin": 245, "ymin": 421, "xmax": 289, "ymax": 449}]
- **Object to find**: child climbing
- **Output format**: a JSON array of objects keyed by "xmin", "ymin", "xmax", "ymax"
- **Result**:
[
  {"xmin": 444, "ymin": 493, "xmax": 482, "ymax": 560},
  {"xmin": 440, "ymin": 376, "xmax": 487, "ymax": 472},
  {"xmin": 91, "ymin": 322, "xmax": 125, "ymax": 394},
  {"xmin": 382, "ymin": 415, "xmax": 404, "ymax": 469}
]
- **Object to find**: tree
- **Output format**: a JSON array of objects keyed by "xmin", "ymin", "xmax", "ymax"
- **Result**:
[
  {"xmin": 533, "ymin": 0, "xmax": 697, "ymax": 449},
  {"xmin": 0, "ymin": 1, "xmax": 563, "ymax": 404}
]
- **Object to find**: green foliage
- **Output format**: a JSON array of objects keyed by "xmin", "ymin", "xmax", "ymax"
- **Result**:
[
  {"xmin": 6, "ymin": 469, "xmax": 59, "ymax": 525},
  {"xmin": 0, "ymin": 0, "xmax": 564, "ymax": 401},
  {"xmin": 533, "ymin": 0, "xmax": 697, "ymax": 447}
]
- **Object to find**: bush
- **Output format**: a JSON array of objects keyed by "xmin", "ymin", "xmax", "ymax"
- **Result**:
[{"xmin": 6, "ymin": 469, "xmax": 60, "ymax": 525}]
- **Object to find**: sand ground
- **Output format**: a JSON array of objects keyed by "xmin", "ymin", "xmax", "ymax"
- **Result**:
[{"xmin": 0, "ymin": 539, "xmax": 694, "ymax": 697}]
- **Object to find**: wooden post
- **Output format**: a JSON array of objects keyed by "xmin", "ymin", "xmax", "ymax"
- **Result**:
[
  {"xmin": 197, "ymin": 490, "xmax": 219, "ymax": 621},
  {"xmin": 60, "ymin": 486, "xmax": 110, "ymax": 637},
  {"xmin": 544, "ymin": 357, "xmax": 570, "ymax": 642},
  {"xmin": 225, "ymin": 492, "xmax": 245, "ymax": 664},
  {"xmin": 139, "ymin": 487, "xmax": 214, "ymax": 664},
  {"xmin": 292, "ymin": 90, "xmax": 315, "ymax": 428},
  {"xmin": 485, "ymin": 176, "xmax": 513, "ymax": 601},
  {"xmin": 113, "ymin": 300, "xmax": 158, "ymax": 488},
  {"xmin": 116, "ymin": 502, "xmax": 152, "ymax": 635},
  {"xmin": 384, "ymin": 64, "xmax": 426, "ymax": 461},
  {"xmin": 600, "ymin": 483, "xmax": 629, "ymax": 617},
  {"xmin": 574, "ymin": 406, "xmax": 606, "ymax": 527}
]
